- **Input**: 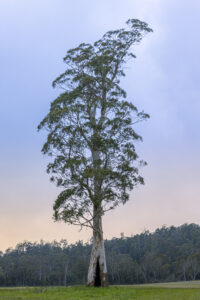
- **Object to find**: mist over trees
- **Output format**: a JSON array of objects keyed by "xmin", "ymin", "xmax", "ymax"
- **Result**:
[{"xmin": 1, "ymin": 224, "xmax": 200, "ymax": 286}]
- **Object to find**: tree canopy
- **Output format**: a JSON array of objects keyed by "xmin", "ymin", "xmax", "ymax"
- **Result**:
[{"xmin": 38, "ymin": 19, "xmax": 152, "ymax": 230}]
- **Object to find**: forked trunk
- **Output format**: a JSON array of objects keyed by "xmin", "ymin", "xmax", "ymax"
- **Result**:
[{"xmin": 87, "ymin": 207, "xmax": 108, "ymax": 287}]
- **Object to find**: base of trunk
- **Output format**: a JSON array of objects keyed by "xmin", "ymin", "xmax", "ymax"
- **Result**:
[{"xmin": 87, "ymin": 238, "xmax": 108, "ymax": 287}]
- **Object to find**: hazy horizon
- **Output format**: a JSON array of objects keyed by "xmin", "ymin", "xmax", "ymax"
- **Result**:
[{"xmin": 0, "ymin": 0, "xmax": 200, "ymax": 252}]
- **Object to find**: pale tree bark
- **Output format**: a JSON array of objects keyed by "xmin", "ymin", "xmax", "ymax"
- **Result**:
[
  {"xmin": 87, "ymin": 116, "xmax": 108, "ymax": 286},
  {"xmin": 87, "ymin": 205, "xmax": 108, "ymax": 286}
]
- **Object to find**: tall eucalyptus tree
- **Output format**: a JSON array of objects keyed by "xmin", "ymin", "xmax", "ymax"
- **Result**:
[{"xmin": 38, "ymin": 19, "xmax": 152, "ymax": 286}]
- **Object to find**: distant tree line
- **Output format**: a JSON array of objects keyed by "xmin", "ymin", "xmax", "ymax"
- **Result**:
[{"xmin": 1, "ymin": 223, "xmax": 200, "ymax": 286}]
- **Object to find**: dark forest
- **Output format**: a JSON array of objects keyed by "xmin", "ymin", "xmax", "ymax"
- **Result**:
[{"xmin": 0, "ymin": 223, "xmax": 200, "ymax": 286}]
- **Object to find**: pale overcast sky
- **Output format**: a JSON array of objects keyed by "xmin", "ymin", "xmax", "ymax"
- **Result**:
[{"xmin": 0, "ymin": 0, "xmax": 200, "ymax": 251}]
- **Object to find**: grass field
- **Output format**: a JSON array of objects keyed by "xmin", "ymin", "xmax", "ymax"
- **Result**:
[{"xmin": 0, "ymin": 282, "xmax": 200, "ymax": 299}]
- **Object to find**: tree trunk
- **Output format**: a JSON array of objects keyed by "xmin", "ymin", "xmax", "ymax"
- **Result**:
[
  {"xmin": 87, "ymin": 206, "xmax": 108, "ymax": 287},
  {"xmin": 63, "ymin": 262, "xmax": 68, "ymax": 286}
]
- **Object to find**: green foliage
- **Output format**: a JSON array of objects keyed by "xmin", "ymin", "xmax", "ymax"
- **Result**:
[
  {"xmin": 38, "ymin": 19, "xmax": 152, "ymax": 228},
  {"xmin": 1, "ymin": 224, "xmax": 200, "ymax": 286}
]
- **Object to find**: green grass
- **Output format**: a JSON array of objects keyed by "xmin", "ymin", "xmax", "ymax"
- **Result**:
[{"xmin": 0, "ymin": 282, "xmax": 200, "ymax": 300}]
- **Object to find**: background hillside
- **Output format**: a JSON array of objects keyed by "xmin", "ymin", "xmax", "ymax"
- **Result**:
[{"xmin": 1, "ymin": 223, "xmax": 200, "ymax": 286}]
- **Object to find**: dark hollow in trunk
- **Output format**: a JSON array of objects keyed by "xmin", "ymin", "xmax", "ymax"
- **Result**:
[
  {"xmin": 87, "ymin": 207, "xmax": 108, "ymax": 287},
  {"xmin": 94, "ymin": 259, "xmax": 101, "ymax": 287}
]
